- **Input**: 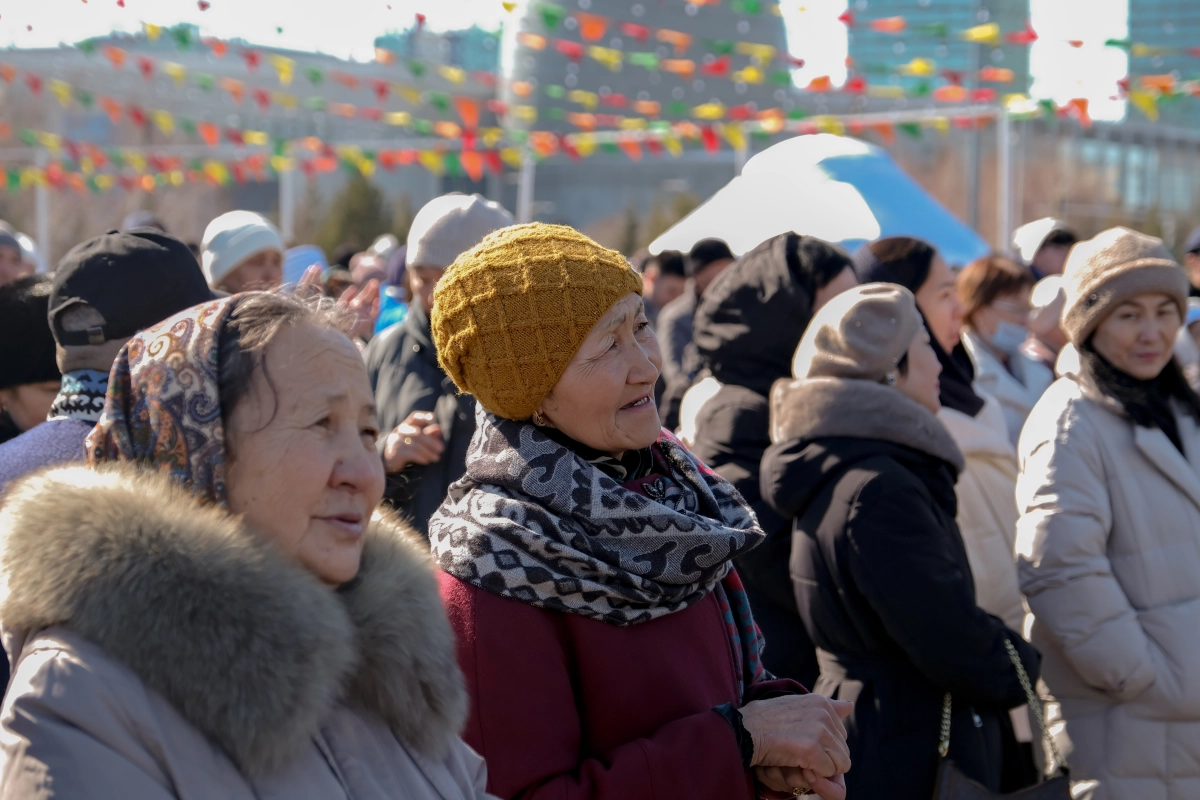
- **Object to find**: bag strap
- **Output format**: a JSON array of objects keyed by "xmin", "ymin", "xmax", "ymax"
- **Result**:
[
  {"xmin": 938, "ymin": 693, "xmax": 952, "ymax": 758},
  {"xmin": 1004, "ymin": 637, "xmax": 1069, "ymax": 774}
]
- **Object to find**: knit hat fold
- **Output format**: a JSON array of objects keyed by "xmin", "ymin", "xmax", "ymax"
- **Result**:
[
  {"xmin": 432, "ymin": 223, "xmax": 643, "ymax": 421},
  {"xmin": 1061, "ymin": 226, "xmax": 1188, "ymax": 346},
  {"xmin": 792, "ymin": 283, "xmax": 922, "ymax": 382}
]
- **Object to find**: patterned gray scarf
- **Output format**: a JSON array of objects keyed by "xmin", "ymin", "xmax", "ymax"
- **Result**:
[{"xmin": 429, "ymin": 408, "xmax": 765, "ymax": 626}]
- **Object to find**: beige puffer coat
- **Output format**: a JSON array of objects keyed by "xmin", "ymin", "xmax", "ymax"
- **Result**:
[
  {"xmin": 1016, "ymin": 372, "xmax": 1200, "ymax": 800},
  {"xmin": 0, "ymin": 464, "xmax": 497, "ymax": 800}
]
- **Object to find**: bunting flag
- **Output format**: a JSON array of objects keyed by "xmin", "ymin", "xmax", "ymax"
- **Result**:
[
  {"xmin": 961, "ymin": 22, "xmax": 1001, "ymax": 46},
  {"xmin": 576, "ymin": 11, "xmax": 608, "ymax": 42}
]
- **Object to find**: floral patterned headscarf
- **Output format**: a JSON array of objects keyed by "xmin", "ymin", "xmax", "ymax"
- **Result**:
[{"xmin": 87, "ymin": 296, "xmax": 238, "ymax": 504}]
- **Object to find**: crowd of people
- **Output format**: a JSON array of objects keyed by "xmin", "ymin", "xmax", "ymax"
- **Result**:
[{"xmin": 0, "ymin": 190, "xmax": 1198, "ymax": 800}]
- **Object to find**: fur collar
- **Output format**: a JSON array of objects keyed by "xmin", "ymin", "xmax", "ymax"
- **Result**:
[
  {"xmin": 770, "ymin": 376, "xmax": 965, "ymax": 473},
  {"xmin": 0, "ymin": 464, "xmax": 466, "ymax": 777}
]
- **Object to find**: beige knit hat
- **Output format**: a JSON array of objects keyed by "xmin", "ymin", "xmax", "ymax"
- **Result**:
[
  {"xmin": 1061, "ymin": 226, "xmax": 1188, "ymax": 345},
  {"xmin": 792, "ymin": 283, "xmax": 923, "ymax": 381}
]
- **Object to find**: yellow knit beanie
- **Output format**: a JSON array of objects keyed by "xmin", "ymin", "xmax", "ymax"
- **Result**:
[{"xmin": 432, "ymin": 222, "xmax": 643, "ymax": 420}]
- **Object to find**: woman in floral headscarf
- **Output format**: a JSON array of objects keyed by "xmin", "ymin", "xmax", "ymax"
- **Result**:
[{"xmin": 0, "ymin": 292, "xmax": 497, "ymax": 800}]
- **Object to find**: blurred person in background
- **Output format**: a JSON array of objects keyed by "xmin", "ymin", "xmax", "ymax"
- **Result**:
[
  {"xmin": 0, "ymin": 229, "xmax": 32, "ymax": 286},
  {"xmin": 678, "ymin": 232, "xmax": 857, "ymax": 687},
  {"xmin": 638, "ymin": 249, "xmax": 687, "ymax": 328},
  {"xmin": 764, "ymin": 283, "xmax": 1041, "ymax": 799},
  {"xmin": 1024, "ymin": 275, "xmax": 1069, "ymax": 375},
  {"xmin": 958, "ymin": 255, "xmax": 1055, "ymax": 446},
  {"xmin": 15, "ymin": 233, "xmax": 41, "ymax": 275},
  {"xmin": 364, "ymin": 194, "xmax": 514, "ymax": 535},
  {"xmin": 376, "ymin": 244, "xmax": 410, "ymax": 333},
  {"xmin": 201, "ymin": 210, "xmax": 285, "ymax": 294},
  {"xmin": 1017, "ymin": 228, "xmax": 1200, "ymax": 800},
  {"xmin": 0, "ymin": 276, "xmax": 60, "ymax": 445},
  {"xmin": 658, "ymin": 239, "xmax": 736, "ymax": 430},
  {"xmin": 0, "ymin": 231, "xmax": 215, "ymax": 495},
  {"xmin": 121, "ymin": 210, "xmax": 167, "ymax": 233},
  {"xmin": 1012, "ymin": 218, "xmax": 1078, "ymax": 281},
  {"xmin": 1183, "ymin": 225, "xmax": 1200, "ymax": 298}
]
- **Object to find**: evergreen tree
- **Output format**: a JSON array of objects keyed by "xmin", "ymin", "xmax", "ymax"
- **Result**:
[{"xmin": 316, "ymin": 172, "xmax": 392, "ymax": 256}]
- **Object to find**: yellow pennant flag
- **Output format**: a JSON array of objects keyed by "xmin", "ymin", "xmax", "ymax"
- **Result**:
[
  {"xmin": 169, "ymin": 170, "xmax": 185, "ymax": 187},
  {"xmin": 49, "ymin": 79, "xmax": 72, "ymax": 107},
  {"xmin": 568, "ymin": 89, "xmax": 599, "ymax": 109},
  {"xmin": 692, "ymin": 102, "xmax": 726, "ymax": 120},
  {"xmin": 502, "ymin": 1, "xmax": 518, "ymax": 11},
  {"xmin": 500, "ymin": 148, "xmax": 524, "ymax": 169},
  {"xmin": 662, "ymin": 135, "xmax": 682, "ymax": 157},
  {"xmin": 1131, "ymin": 43, "xmax": 1171, "ymax": 57},
  {"xmin": 960, "ymin": 22, "xmax": 1000, "ymax": 46},
  {"xmin": 812, "ymin": 115, "xmax": 845, "ymax": 136},
  {"xmin": 393, "ymin": 84, "xmax": 423, "ymax": 105},
  {"xmin": 143, "ymin": 23, "xmax": 162, "ymax": 41},
  {"xmin": 573, "ymin": 134, "xmax": 596, "ymax": 157},
  {"xmin": 588, "ymin": 46, "xmax": 623, "ymax": 72},
  {"xmin": 735, "ymin": 42, "xmax": 776, "ymax": 64},
  {"xmin": 95, "ymin": 174, "xmax": 115, "ymax": 190},
  {"xmin": 273, "ymin": 92, "xmax": 298, "ymax": 110},
  {"xmin": 270, "ymin": 156, "xmax": 294, "ymax": 172},
  {"xmin": 269, "ymin": 55, "xmax": 295, "ymax": 86},
  {"xmin": 897, "ymin": 57, "xmax": 936, "ymax": 77},
  {"xmin": 36, "ymin": 131, "xmax": 62, "ymax": 153},
  {"xmin": 357, "ymin": 158, "xmax": 375, "ymax": 177},
  {"xmin": 481, "ymin": 127, "xmax": 505, "ymax": 147},
  {"xmin": 620, "ymin": 117, "xmax": 647, "ymax": 130},
  {"xmin": 925, "ymin": 117, "xmax": 951, "ymax": 134},
  {"xmin": 868, "ymin": 85, "xmax": 906, "ymax": 99},
  {"xmin": 512, "ymin": 105, "xmax": 538, "ymax": 123},
  {"xmin": 152, "ymin": 110, "xmax": 175, "ymax": 135},
  {"xmin": 732, "ymin": 66, "xmax": 764, "ymax": 84},
  {"xmin": 162, "ymin": 62, "xmax": 187, "ymax": 87},
  {"xmin": 80, "ymin": 156, "xmax": 95, "ymax": 174},
  {"xmin": 124, "ymin": 151, "xmax": 147, "ymax": 172},
  {"xmin": 386, "ymin": 111, "xmax": 412, "ymax": 126},
  {"xmin": 722, "ymin": 123, "xmax": 746, "ymax": 151},
  {"xmin": 438, "ymin": 65, "xmax": 467, "ymax": 85},
  {"xmin": 1129, "ymin": 88, "xmax": 1160, "ymax": 121},
  {"xmin": 243, "ymin": 130, "xmax": 269, "ymax": 146},
  {"xmin": 205, "ymin": 161, "xmax": 229, "ymax": 184}
]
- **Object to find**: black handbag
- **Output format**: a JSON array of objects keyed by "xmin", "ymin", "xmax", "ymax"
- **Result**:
[{"xmin": 932, "ymin": 639, "xmax": 1070, "ymax": 800}]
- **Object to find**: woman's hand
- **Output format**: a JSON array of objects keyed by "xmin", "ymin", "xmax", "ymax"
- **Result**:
[
  {"xmin": 756, "ymin": 767, "xmax": 846, "ymax": 800},
  {"xmin": 383, "ymin": 411, "xmax": 445, "ymax": 472},
  {"xmin": 740, "ymin": 695, "xmax": 852, "ymax": 781},
  {"xmin": 339, "ymin": 279, "xmax": 381, "ymax": 341}
]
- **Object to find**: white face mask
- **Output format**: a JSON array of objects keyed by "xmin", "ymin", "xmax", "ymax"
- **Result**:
[{"xmin": 988, "ymin": 320, "xmax": 1028, "ymax": 357}]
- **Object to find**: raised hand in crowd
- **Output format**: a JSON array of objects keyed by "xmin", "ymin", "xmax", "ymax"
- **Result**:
[{"xmin": 383, "ymin": 410, "xmax": 444, "ymax": 471}]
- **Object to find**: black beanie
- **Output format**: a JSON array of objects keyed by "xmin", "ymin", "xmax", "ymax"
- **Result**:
[
  {"xmin": 0, "ymin": 275, "xmax": 61, "ymax": 390},
  {"xmin": 851, "ymin": 236, "xmax": 937, "ymax": 292}
]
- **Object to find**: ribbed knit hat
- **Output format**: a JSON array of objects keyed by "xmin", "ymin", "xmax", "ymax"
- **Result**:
[
  {"xmin": 1061, "ymin": 226, "xmax": 1188, "ymax": 346},
  {"xmin": 407, "ymin": 194, "xmax": 515, "ymax": 269},
  {"xmin": 200, "ymin": 210, "xmax": 283, "ymax": 288},
  {"xmin": 432, "ymin": 223, "xmax": 643, "ymax": 420},
  {"xmin": 792, "ymin": 283, "xmax": 923, "ymax": 382}
]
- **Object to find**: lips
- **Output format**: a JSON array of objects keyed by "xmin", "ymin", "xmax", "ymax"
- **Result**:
[
  {"xmin": 620, "ymin": 394, "xmax": 654, "ymax": 411},
  {"xmin": 317, "ymin": 513, "xmax": 366, "ymax": 536}
]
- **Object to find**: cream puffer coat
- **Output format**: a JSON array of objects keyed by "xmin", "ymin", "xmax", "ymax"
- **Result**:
[
  {"xmin": 961, "ymin": 329, "xmax": 1055, "ymax": 448},
  {"xmin": 0, "ymin": 464, "xmax": 496, "ymax": 800},
  {"xmin": 1016, "ymin": 371, "xmax": 1200, "ymax": 800},
  {"xmin": 939, "ymin": 394, "xmax": 1025, "ymax": 632}
]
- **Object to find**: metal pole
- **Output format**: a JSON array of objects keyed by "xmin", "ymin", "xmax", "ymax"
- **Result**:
[
  {"xmin": 278, "ymin": 165, "xmax": 296, "ymax": 244},
  {"xmin": 35, "ymin": 149, "xmax": 49, "ymax": 272},
  {"xmin": 734, "ymin": 143, "xmax": 748, "ymax": 177},
  {"xmin": 516, "ymin": 148, "xmax": 536, "ymax": 223},
  {"xmin": 965, "ymin": 37, "xmax": 982, "ymax": 232},
  {"xmin": 997, "ymin": 108, "xmax": 1012, "ymax": 254}
]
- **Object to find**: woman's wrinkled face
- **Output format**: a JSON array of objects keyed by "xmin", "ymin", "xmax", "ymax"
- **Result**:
[
  {"xmin": 218, "ymin": 249, "xmax": 284, "ymax": 294},
  {"xmin": 0, "ymin": 380, "xmax": 60, "ymax": 432},
  {"xmin": 914, "ymin": 254, "xmax": 964, "ymax": 353},
  {"xmin": 1092, "ymin": 292, "xmax": 1181, "ymax": 380},
  {"xmin": 224, "ymin": 322, "xmax": 385, "ymax": 587},
  {"xmin": 894, "ymin": 327, "xmax": 943, "ymax": 414},
  {"xmin": 540, "ymin": 292, "xmax": 663, "ymax": 459}
]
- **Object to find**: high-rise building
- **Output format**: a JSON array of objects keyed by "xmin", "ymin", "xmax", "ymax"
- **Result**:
[
  {"xmin": 846, "ymin": 0, "xmax": 1031, "ymax": 99},
  {"xmin": 1128, "ymin": 0, "xmax": 1200, "ymax": 123}
]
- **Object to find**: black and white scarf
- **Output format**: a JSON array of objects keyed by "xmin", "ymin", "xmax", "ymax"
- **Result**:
[
  {"xmin": 430, "ymin": 407, "xmax": 765, "ymax": 627},
  {"xmin": 48, "ymin": 369, "xmax": 109, "ymax": 424}
]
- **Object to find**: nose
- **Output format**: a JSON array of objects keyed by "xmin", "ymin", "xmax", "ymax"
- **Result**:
[
  {"xmin": 331, "ymin": 432, "xmax": 386, "ymax": 501},
  {"xmin": 633, "ymin": 333, "xmax": 663, "ymax": 385}
]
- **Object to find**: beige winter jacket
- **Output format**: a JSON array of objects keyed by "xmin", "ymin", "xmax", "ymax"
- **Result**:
[
  {"xmin": 939, "ymin": 395, "xmax": 1025, "ymax": 632},
  {"xmin": 1016, "ymin": 372, "xmax": 1200, "ymax": 800},
  {"xmin": 0, "ymin": 464, "xmax": 496, "ymax": 800}
]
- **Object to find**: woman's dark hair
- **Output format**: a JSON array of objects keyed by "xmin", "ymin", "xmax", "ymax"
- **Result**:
[
  {"xmin": 218, "ymin": 291, "xmax": 354, "ymax": 433},
  {"xmin": 957, "ymin": 255, "xmax": 1035, "ymax": 324},
  {"xmin": 800, "ymin": 236, "xmax": 855, "ymax": 290},
  {"xmin": 896, "ymin": 352, "xmax": 910, "ymax": 377},
  {"xmin": 853, "ymin": 237, "xmax": 938, "ymax": 292}
]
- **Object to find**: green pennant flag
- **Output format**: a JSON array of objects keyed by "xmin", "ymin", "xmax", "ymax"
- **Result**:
[
  {"xmin": 77, "ymin": 38, "xmax": 98, "ymax": 55},
  {"xmin": 899, "ymin": 122, "xmax": 921, "ymax": 138},
  {"xmin": 1104, "ymin": 38, "xmax": 1132, "ymax": 50},
  {"xmin": 629, "ymin": 52, "xmax": 659, "ymax": 70},
  {"xmin": 667, "ymin": 101, "xmax": 689, "ymax": 116},
  {"xmin": 180, "ymin": 118, "xmax": 198, "ymax": 136},
  {"xmin": 305, "ymin": 96, "xmax": 327, "ymax": 111},
  {"xmin": 195, "ymin": 72, "xmax": 215, "ymax": 90},
  {"xmin": 545, "ymin": 84, "xmax": 566, "ymax": 99},
  {"xmin": 547, "ymin": 107, "xmax": 566, "ymax": 120},
  {"xmin": 769, "ymin": 71, "xmax": 792, "ymax": 85},
  {"xmin": 751, "ymin": 129, "xmax": 769, "ymax": 141},
  {"xmin": 340, "ymin": 158, "xmax": 358, "ymax": 175},
  {"xmin": 730, "ymin": 0, "xmax": 762, "ymax": 14},
  {"xmin": 649, "ymin": 120, "xmax": 672, "ymax": 133},
  {"xmin": 7, "ymin": 168, "xmax": 20, "ymax": 193},
  {"xmin": 538, "ymin": 3, "xmax": 566, "ymax": 30},
  {"xmin": 913, "ymin": 23, "xmax": 949, "ymax": 37},
  {"xmin": 601, "ymin": 141, "xmax": 620, "ymax": 154},
  {"xmin": 18, "ymin": 129, "xmax": 37, "ymax": 146},
  {"xmin": 86, "ymin": 175, "xmax": 101, "ymax": 194},
  {"xmin": 189, "ymin": 158, "xmax": 203, "ymax": 170},
  {"xmin": 444, "ymin": 152, "xmax": 462, "ymax": 177},
  {"xmin": 273, "ymin": 139, "xmax": 286, "ymax": 156},
  {"xmin": 108, "ymin": 149, "xmax": 124, "ymax": 168},
  {"xmin": 707, "ymin": 40, "xmax": 735, "ymax": 56},
  {"xmin": 407, "ymin": 60, "xmax": 426, "ymax": 78},
  {"xmin": 172, "ymin": 25, "xmax": 191, "ymax": 49},
  {"xmin": 305, "ymin": 66, "xmax": 325, "ymax": 85},
  {"xmin": 427, "ymin": 91, "xmax": 450, "ymax": 112},
  {"xmin": 787, "ymin": 107, "xmax": 808, "ymax": 120},
  {"xmin": 1037, "ymin": 98, "xmax": 1056, "ymax": 118},
  {"xmin": 412, "ymin": 118, "xmax": 433, "ymax": 135},
  {"xmin": 912, "ymin": 80, "xmax": 931, "ymax": 97},
  {"xmin": 75, "ymin": 89, "xmax": 94, "ymax": 108},
  {"xmin": 509, "ymin": 129, "xmax": 529, "ymax": 144}
]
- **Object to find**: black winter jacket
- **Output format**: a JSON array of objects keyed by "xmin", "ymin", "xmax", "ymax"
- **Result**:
[
  {"xmin": 762, "ymin": 377, "xmax": 1040, "ymax": 800},
  {"xmin": 363, "ymin": 302, "xmax": 475, "ymax": 535}
]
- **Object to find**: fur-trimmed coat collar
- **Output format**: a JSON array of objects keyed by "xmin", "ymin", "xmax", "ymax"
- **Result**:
[
  {"xmin": 770, "ymin": 376, "xmax": 965, "ymax": 473},
  {"xmin": 0, "ymin": 463, "xmax": 466, "ymax": 778}
]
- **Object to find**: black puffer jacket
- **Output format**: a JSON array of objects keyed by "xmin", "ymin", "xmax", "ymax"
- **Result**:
[
  {"xmin": 684, "ymin": 233, "xmax": 845, "ymax": 687},
  {"xmin": 762, "ymin": 377, "xmax": 1039, "ymax": 800},
  {"xmin": 363, "ymin": 301, "xmax": 476, "ymax": 535}
]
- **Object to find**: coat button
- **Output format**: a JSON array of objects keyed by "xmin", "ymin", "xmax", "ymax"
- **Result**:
[{"xmin": 413, "ymin": 344, "xmax": 420, "ymax": 352}]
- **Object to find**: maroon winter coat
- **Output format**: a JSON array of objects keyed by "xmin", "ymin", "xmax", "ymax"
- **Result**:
[{"xmin": 440, "ymin": 573, "xmax": 804, "ymax": 800}]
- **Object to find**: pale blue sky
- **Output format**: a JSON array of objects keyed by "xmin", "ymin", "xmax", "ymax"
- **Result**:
[{"xmin": 2, "ymin": 0, "xmax": 1130, "ymax": 119}]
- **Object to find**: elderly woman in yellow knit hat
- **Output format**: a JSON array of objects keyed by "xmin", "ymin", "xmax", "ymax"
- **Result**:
[{"xmin": 429, "ymin": 223, "xmax": 852, "ymax": 800}]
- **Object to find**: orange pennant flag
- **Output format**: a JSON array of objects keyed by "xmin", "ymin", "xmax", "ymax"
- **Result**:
[
  {"xmin": 868, "ymin": 16, "xmax": 906, "ymax": 33},
  {"xmin": 661, "ymin": 59, "xmax": 696, "ymax": 78},
  {"xmin": 656, "ymin": 29, "xmax": 692, "ymax": 55},
  {"xmin": 99, "ymin": 96, "xmax": 123, "ymax": 124},
  {"xmin": 806, "ymin": 75, "xmax": 832, "ymax": 92},
  {"xmin": 197, "ymin": 122, "xmax": 220, "ymax": 146},
  {"xmin": 103, "ymin": 46, "xmax": 127, "ymax": 69},
  {"xmin": 454, "ymin": 97, "xmax": 481, "ymax": 129},
  {"xmin": 619, "ymin": 140, "xmax": 643, "ymax": 161},
  {"xmin": 460, "ymin": 150, "xmax": 484, "ymax": 181},
  {"xmin": 218, "ymin": 77, "xmax": 245, "ymax": 104},
  {"xmin": 576, "ymin": 12, "xmax": 608, "ymax": 42}
]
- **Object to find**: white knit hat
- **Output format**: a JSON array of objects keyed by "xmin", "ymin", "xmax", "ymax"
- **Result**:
[
  {"xmin": 201, "ymin": 210, "xmax": 284, "ymax": 287},
  {"xmin": 406, "ymin": 194, "xmax": 514, "ymax": 269},
  {"xmin": 1012, "ymin": 217, "xmax": 1072, "ymax": 265}
]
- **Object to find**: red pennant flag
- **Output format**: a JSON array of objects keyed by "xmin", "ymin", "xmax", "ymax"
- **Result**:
[
  {"xmin": 332, "ymin": 71, "xmax": 359, "ymax": 89},
  {"xmin": 127, "ymin": 105, "xmax": 147, "ymax": 126},
  {"xmin": 231, "ymin": 163, "xmax": 246, "ymax": 184},
  {"xmin": 136, "ymin": 56, "xmax": 154, "ymax": 80},
  {"xmin": 595, "ymin": 114, "xmax": 621, "ymax": 127},
  {"xmin": 485, "ymin": 150, "xmax": 504, "ymax": 175},
  {"xmin": 559, "ymin": 134, "xmax": 581, "ymax": 161},
  {"xmin": 1188, "ymin": 47, "xmax": 1200, "ymax": 58},
  {"xmin": 942, "ymin": 70, "xmax": 963, "ymax": 86},
  {"xmin": 301, "ymin": 159, "xmax": 316, "ymax": 177},
  {"xmin": 848, "ymin": 120, "xmax": 866, "ymax": 136},
  {"xmin": 837, "ymin": 10, "xmax": 855, "ymax": 26},
  {"xmin": 242, "ymin": 49, "xmax": 260, "ymax": 70},
  {"xmin": 225, "ymin": 128, "xmax": 245, "ymax": 145},
  {"xmin": 601, "ymin": 93, "xmax": 627, "ymax": 108},
  {"xmin": 645, "ymin": 138, "xmax": 664, "ymax": 157},
  {"xmin": 24, "ymin": 73, "xmax": 43, "ymax": 95},
  {"xmin": 620, "ymin": 22, "xmax": 650, "ymax": 41},
  {"xmin": 253, "ymin": 88, "xmax": 271, "ymax": 111},
  {"xmin": 701, "ymin": 126, "xmax": 719, "ymax": 153},
  {"xmin": 359, "ymin": 106, "xmax": 383, "ymax": 121},
  {"xmin": 372, "ymin": 79, "xmax": 390, "ymax": 102},
  {"xmin": 486, "ymin": 99, "xmax": 508, "ymax": 114},
  {"xmin": 1005, "ymin": 22, "xmax": 1038, "ymax": 45},
  {"xmin": 702, "ymin": 56, "xmax": 731, "ymax": 77},
  {"xmin": 844, "ymin": 75, "xmax": 868, "ymax": 94},
  {"xmin": 553, "ymin": 39, "xmax": 585, "ymax": 61},
  {"xmin": 970, "ymin": 88, "xmax": 997, "ymax": 102},
  {"xmin": 728, "ymin": 103, "xmax": 755, "ymax": 121},
  {"xmin": 65, "ymin": 141, "xmax": 81, "ymax": 162},
  {"xmin": 785, "ymin": 55, "xmax": 806, "ymax": 69},
  {"xmin": 472, "ymin": 71, "xmax": 497, "ymax": 87},
  {"xmin": 462, "ymin": 130, "xmax": 477, "ymax": 150}
]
